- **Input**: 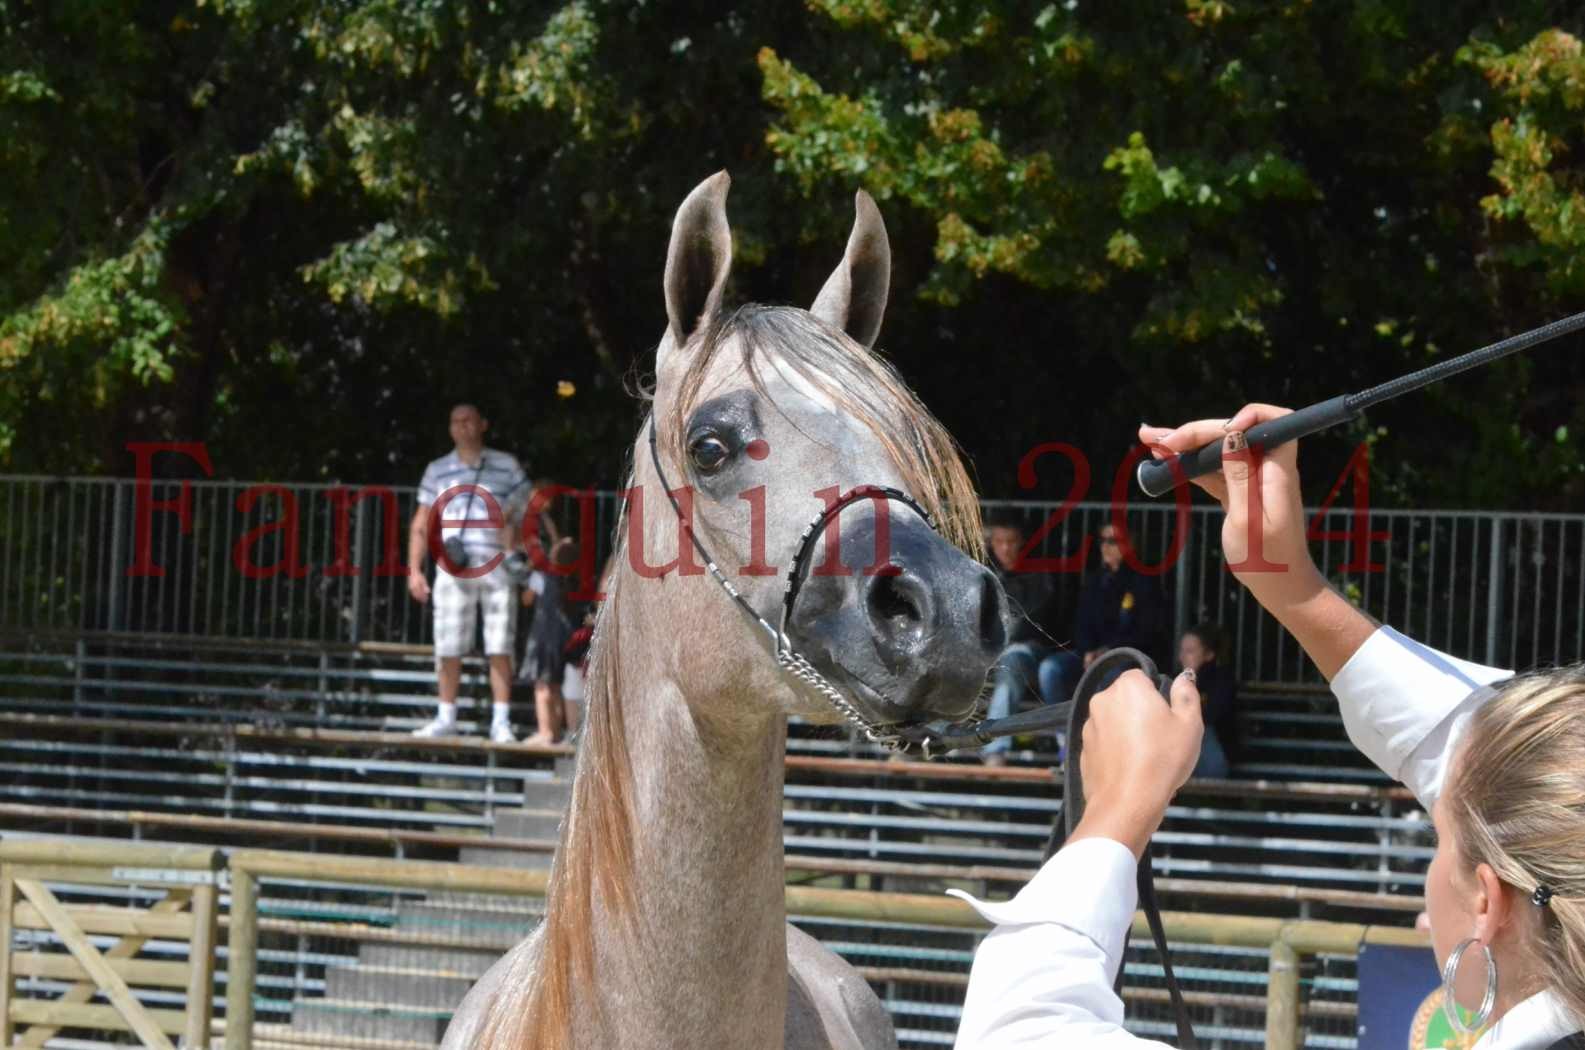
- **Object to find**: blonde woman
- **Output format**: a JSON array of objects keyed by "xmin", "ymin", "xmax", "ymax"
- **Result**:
[{"xmin": 952, "ymin": 404, "xmax": 1583, "ymax": 1049}]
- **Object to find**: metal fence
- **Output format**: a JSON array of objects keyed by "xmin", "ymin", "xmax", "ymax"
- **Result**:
[
  {"xmin": 221, "ymin": 850, "xmax": 1409, "ymax": 1050},
  {"xmin": 3, "ymin": 475, "xmax": 1582, "ymax": 682},
  {"xmin": 0, "ymin": 838, "xmax": 1429, "ymax": 1049}
]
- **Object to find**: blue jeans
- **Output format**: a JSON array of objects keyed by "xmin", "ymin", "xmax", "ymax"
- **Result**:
[
  {"xmin": 983, "ymin": 644, "xmax": 1077, "ymax": 755},
  {"xmin": 1193, "ymin": 725, "xmax": 1230, "ymax": 779},
  {"xmin": 1039, "ymin": 650, "xmax": 1084, "ymax": 709}
]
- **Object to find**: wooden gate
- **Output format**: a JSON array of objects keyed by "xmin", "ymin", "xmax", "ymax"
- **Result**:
[{"xmin": 0, "ymin": 840, "xmax": 221, "ymax": 1049}]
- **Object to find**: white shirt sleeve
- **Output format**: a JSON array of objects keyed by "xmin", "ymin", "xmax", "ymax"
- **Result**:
[
  {"xmin": 948, "ymin": 837, "xmax": 1173, "ymax": 1049},
  {"xmin": 417, "ymin": 460, "xmax": 441, "ymax": 508},
  {"xmin": 1329, "ymin": 626, "xmax": 1512, "ymax": 809},
  {"xmin": 500, "ymin": 455, "xmax": 531, "ymax": 520}
]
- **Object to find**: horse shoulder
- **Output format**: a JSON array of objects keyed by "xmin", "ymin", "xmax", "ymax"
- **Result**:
[
  {"xmin": 785, "ymin": 923, "xmax": 899, "ymax": 1050},
  {"xmin": 441, "ymin": 930, "xmax": 541, "ymax": 1050}
]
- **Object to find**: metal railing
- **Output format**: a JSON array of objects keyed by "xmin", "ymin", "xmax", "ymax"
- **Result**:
[
  {"xmin": 0, "ymin": 837, "xmax": 1428, "ymax": 1050},
  {"xmin": 3, "ymin": 475, "xmax": 1582, "ymax": 682}
]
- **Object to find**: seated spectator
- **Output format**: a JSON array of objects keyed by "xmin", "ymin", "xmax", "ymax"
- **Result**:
[
  {"xmin": 980, "ymin": 512, "xmax": 1068, "ymax": 766},
  {"xmin": 1178, "ymin": 623, "xmax": 1238, "ymax": 778},
  {"xmin": 1025, "ymin": 522, "xmax": 1170, "ymax": 720},
  {"xmin": 1056, "ymin": 522, "xmax": 1168, "ymax": 690}
]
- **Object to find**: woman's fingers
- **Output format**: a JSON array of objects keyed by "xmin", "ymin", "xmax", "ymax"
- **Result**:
[
  {"xmin": 1139, "ymin": 420, "xmax": 1230, "ymax": 503},
  {"xmin": 1225, "ymin": 402, "xmax": 1293, "ymax": 434},
  {"xmin": 1142, "ymin": 404, "xmax": 1294, "ymax": 457},
  {"xmin": 1139, "ymin": 404, "xmax": 1301, "ymax": 505},
  {"xmin": 1169, "ymin": 668, "xmax": 1202, "ymax": 723},
  {"xmin": 1138, "ymin": 419, "xmax": 1226, "ymax": 455}
]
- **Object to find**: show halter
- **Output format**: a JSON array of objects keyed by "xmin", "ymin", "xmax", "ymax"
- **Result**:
[{"xmin": 645, "ymin": 421, "xmax": 936, "ymax": 752}]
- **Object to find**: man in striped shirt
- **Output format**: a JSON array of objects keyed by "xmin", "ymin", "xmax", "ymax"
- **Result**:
[{"xmin": 407, "ymin": 403, "xmax": 530, "ymax": 742}]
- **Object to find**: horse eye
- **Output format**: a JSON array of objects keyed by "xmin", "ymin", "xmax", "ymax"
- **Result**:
[{"xmin": 689, "ymin": 435, "xmax": 731, "ymax": 472}]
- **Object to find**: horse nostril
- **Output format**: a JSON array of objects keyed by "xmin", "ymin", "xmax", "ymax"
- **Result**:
[
  {"xmin": 978, "ymin": 572, "xmax": 1006, "ymax": 652},
  {"xmin": 866, "ymin": 566, "xmax": 928, "ymax": 643}
]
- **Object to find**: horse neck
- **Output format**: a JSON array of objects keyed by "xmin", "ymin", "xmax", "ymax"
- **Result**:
[{"xmin": 577, "ymin": 582, "xmax": 791, "ymax": 1048}]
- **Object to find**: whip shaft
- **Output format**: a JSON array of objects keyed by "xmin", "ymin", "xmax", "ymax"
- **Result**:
[{"xmin": 1136, "ymin": 310, "xmax": 1585, "ymax": 497}]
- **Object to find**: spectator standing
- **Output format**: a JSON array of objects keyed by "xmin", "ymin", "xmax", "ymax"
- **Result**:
[
  {"xmin": 1178, "ymin": 624, "xmax": 1238, "ymax": 778},
  {"xmin": 407, "ymin": 403, "xmax": 530, "ymax": 743},
  {"xmin": 519, "ymin": 538, "xmax": 579, "ymax": 746}
]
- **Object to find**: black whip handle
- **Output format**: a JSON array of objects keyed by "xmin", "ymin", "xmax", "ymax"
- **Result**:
[{"xmin": 1136, "ymin": 395, "xmax": 1358, "ymax": 498}]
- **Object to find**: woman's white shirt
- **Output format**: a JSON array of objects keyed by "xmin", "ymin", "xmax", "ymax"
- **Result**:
[
  {"xmin": 1330, "ymin": 625, "xmax": 1510, "ymax": 810},
  {"xmin": 950, "ymin": 837, "xmax": 1169, "ymax": 1049},
  {"xmin": 951, "ymin": 626, "xmax": 1574, "ymax": 1049}
]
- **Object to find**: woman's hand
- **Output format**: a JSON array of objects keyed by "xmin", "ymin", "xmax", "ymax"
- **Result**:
[
  {"xmin": 1139, "ymin": 404, "xmax": 1377, "ymax": 680},
  {"xmin": 1070, "ymin": 669, "xmax": 1203, "ymax": 859},
  {"xmin": 1140, "ymin": 404, "xmax": 1324, "ymax": 614}
]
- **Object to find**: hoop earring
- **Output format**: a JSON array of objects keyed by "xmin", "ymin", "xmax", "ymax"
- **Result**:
[{"xmin": 1441, "ymin": 936, "xmax": 1498, "ymax": 1034}]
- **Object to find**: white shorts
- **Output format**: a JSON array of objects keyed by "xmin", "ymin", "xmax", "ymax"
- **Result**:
[
  {"xmin": 562, "ymin": 662, "xmax": 586, "ymax": 703},
  {"xmin": 432, "ymin": 564, "xmax": 517, "ymax": 659}
]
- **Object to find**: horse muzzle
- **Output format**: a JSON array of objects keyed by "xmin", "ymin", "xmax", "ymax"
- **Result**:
[{"xmin": 784, "ymin": 514, "xmax": 1007, "ymax": 724}]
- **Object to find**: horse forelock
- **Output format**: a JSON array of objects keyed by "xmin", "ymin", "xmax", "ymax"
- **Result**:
[{"xmin": 662, "ymin": 304, "xmax": 984, "ymax": 561}]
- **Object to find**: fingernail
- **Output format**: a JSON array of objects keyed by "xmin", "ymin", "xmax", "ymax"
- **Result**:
[
  {"xmin": 1148, "ymin": 442, "xmax": 1175, "ymax": 460},
  {"xmin": 1224, "ymin": 430, "xmax": 1246, "ymax": 453},
  {"xmin": 1180, "ymin": 668, "xmax": 1196, "ymax": 682}
]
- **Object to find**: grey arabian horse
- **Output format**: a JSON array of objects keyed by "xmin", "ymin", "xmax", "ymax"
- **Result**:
[{"xmin": 443, "ymin": 172, "xmax": 1007, "ymax": 1049}]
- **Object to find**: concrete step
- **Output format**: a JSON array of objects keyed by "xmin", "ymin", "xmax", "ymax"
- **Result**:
[
  {"xmin": 523, "ymin": 776, "xmax": 574, "ymax": 810},
  {"xmin": 393, "ymin": 898, "xmax": 542, "ymax": 942},
  {"xmin": 492, "ymin": 806, "xmax": 566, "ymax": 841},
  {"xmin": 253, "ymin": 1021, "xmax": 437, "ymax": 1050},
  {"xmin": 291, "ymin": 996, "xmax": 448, "ymax": 1044},
  {"xmin": 458, "ymin": 844, "xmax": 552, "ymax": 870},
  {"xmin": 359, "ymin": 941, "xmax": 509, "ymax": 976},
  {"xmin": 325, "ymin": 963, "xmax": 476, "ymax": 1009}
]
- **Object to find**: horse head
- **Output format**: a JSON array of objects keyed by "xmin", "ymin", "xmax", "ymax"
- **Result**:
[{"xmin": 635, "ymin": 171, "xmax": 1007, "ymax": 733}]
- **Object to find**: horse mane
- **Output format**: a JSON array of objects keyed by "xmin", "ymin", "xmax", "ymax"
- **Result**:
[
  {"xmin": 482, "ymin": 302, "xmax": 981, "ymax": 1048},
  {"xmin": 482, "ymin": 507, "xmax": 638, "ymax": 1049}
]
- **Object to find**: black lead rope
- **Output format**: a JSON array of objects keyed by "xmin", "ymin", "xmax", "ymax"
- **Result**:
[{"xmin": 1045, "ymin": 648, "xmax": 1199, "ymax": 1049}]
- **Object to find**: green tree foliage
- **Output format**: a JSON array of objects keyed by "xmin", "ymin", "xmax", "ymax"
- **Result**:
[
  {"xmin": 1, "ymin": 1, "xmax": 1581, "ymax": 507},
  {"xmin": 0, "ymin": 1, "xmax": 834, "ymax": 483},
  {"xmin": 761, "ymin": 1, "xmax": 1585, "ymax": 506}
]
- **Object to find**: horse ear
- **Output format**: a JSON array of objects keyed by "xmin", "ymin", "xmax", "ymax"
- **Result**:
[
  {"xmin": 662, "ymin": 171, "xmax": 733, "ymax": 359},
  {"xmin": 810, "ymin": 190, "xmax": 890, "ymax": 348}
]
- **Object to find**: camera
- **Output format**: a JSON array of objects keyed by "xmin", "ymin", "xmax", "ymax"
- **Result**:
[
  {"xmin": 502, "ymin": 550, "xmax": 531, "ymax": 583},
  {"xmin": 442, "ymin": 536, "xmax": 470, "ymax": 570}
]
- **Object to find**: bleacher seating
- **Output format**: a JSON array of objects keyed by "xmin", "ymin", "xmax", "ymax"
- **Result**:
[
  {"xmin": 0, "ymin": 631, "xmax": 1430, "ymax": 905},
  {"xmin": 1, "ymin": 630, "xmax": 1428, "ymax": 1049}
]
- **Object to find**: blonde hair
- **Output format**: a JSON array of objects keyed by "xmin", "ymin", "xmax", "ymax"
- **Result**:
[{"xmin": 1448, "ymin": 664, "xmax": 1585, "ymax": 1025}]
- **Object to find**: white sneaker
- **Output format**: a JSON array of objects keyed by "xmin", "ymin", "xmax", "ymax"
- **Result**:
[
  {"xmin": 489, "ymin": 722, "xmax": 517, "ymax": 744},
  {"xmin": 412, "ymin": 716, "xmax": 458, "ymax": 738}
]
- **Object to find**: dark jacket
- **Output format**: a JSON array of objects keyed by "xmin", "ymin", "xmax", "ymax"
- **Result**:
[
  {"xmin": 1074, "ymin": 565, "xmax": 1165, "ymax": 660},
  {"xmin": 993, "ymin": 563, "xmax": 1060, "ymax": 646},
  {"xmin": 1194, "ymin": 658, "xmax": 1239, "ymax": 759}
]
